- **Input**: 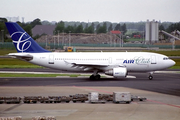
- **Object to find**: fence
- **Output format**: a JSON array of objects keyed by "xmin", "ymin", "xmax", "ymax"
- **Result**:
[{"xmin": 0, "ymin": 42, "xmax": 180, "ymax": 50}]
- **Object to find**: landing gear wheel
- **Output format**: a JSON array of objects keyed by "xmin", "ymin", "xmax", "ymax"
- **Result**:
[
  {"xmin": 95, "ymin": 74, "xmax": 100, "ymax": 80},
  {"xmin": 148, "ymin": 75, "xmax": 153, "ymax": 80},
  {"xmin": 89, "ymin": 74, "xmax": 101, "ymax": 80},
  {"xmin": 90, "ymin": 75, "xmax": 95, "ymax": 80}
]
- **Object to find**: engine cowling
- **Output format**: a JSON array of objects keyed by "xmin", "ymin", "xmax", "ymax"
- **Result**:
[{"xmin": 105, "ymin": 67, "xmax": 127, "ymax": 78}]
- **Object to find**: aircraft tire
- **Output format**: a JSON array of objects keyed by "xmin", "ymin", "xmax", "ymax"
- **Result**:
[
  {"xmin": 95, "ymin": 74, "xmax": 101, "ymax": 80},
  {"xmin": 90, "ymin": 74, "xmax": 101, "ymax": 80},
  {"xmin": 149, "ymin": 75, "xmax": 153, "ymax": 80},
  {"xmin": 90, "ymin": 75, "xmax": 95, "ymax": 80}
]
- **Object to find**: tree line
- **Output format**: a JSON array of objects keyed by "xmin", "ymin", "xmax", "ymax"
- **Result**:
[
  {"xmin": 0, "ymin": 18, "xmax": 42, "ymax": 40},
  {"xmin": 159, "ymin": 22, "xmax": 180, "ymax": 33},
  {"xmin": 54, "ymin": 20, "xmax": 127, "ymax": 35},
  {"xmin": 0, "ymin": 17, "xmax": 180, "ymax": 41}
]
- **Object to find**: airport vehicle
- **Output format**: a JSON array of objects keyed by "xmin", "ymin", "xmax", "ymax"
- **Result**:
[
  {"xmin": 0, "ymin": 94, "xmax": 147, "ymax": 104},
  {"xmin": 99, "ymin": 94, "xmax": 113, "ymax": 102},
  {"xmin": 65, "ymin": 47, "xmax": 73, "ymax": 52},
  {"xmin": 70, "ymin": 94, "xmax": 88, "ymax": 103},
  {"xmin": 4, "ymin": 97, "xmax": 21, "ymax": 104},
  {"xmin": 23, "ymin": 96, "xmax": 41, "ymax": 103},
  {"xmin": 113, "ymin": 92, "xmax": 131, "ymax": 104},
  {"xmin": 88, "ymin": 92, "xmax": 106, "ymax": 103},
  {"xmin": 5, "ymin": 22, "xmax": 175, "ymax": 80},
  {"xmin": 60, "ymin": 96, "xmax": 72, "ymax": 103}
]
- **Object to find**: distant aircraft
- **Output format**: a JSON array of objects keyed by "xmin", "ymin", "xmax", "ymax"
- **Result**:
[{"xmin": 5, "ymin": 22, "xmax": 175, "ymax": 80}]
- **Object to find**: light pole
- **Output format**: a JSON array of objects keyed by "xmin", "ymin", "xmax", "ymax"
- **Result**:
[
  {"xmin": 62, "ymin": 30, "xmax": 64, "ymax": 46},
  {"xmin": 110, "ymin": 32, "xmax": 112, "ymax": 47},
  {"xmin": 142, "ymin": 31, "xmax": 145, "ymax": 44},
  {"xmin": 58, "ymin": 30, "xmax": 59, "ymax": 46},
  {"xmin": 121, "ymin": 31, "xmax": 124, "ymax": 47},
  {"xmin": 114, "ymin": 34, "xmax": 115, "ymax": 47},
  {"xmin": 172, "ymin": 38, "xmax": 175, "ymax": 50},
  {"xmin": 69, "ymin": 31, "xmax": 71, "ymax": 46},
  {"xmin": 46, "ymin": 35, "xmax": 47, "ymax": 47},
  {"xmin": 1, "ymin": 30, "xmax": 4, "ymax": 43},
  {"xmin": 53, "ymin": 31, "xmax": 56, "ymax": 49},
  {"xmin": 53, "ymin": 36, "xmax": 55, "ymax": 50}
]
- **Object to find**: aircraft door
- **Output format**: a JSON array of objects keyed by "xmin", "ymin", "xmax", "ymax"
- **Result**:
[
  {"xmin": 49, "ymin": 54, "xmax": 54, "ymax": 64},
  {"xmin": 151, "ymin": 55, "xmax": 156, "ymax": 64},
  {"xmin": 109, "ymin": 57, "xmax": 112, "ymax": 64}
]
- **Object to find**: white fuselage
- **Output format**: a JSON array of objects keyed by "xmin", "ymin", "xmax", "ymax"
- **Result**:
[
  {"xmin": 24, "ymin": 52, "xmax": 175, "ymax": 73},
  {"xmin": 6, "ymin": 22, "xmax": 176, "ymax": 80}
]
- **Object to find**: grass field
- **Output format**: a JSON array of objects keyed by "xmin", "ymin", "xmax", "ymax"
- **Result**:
[
  {"xmin": 0, "ymin": 49, "xmax": 180, "ymax": 69},
  {"xmin": 0, "ymin": 50, "xmax": 17, "ymax": 56},
  {"xmin": 0, "ymin": 73, "xmax": 82, "ymax": 77},
  {"xmin": 0, "ymin": 58, "xmax": 43, "ymax": 68}
]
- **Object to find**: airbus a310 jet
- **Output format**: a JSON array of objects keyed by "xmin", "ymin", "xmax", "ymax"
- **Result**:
[{"xmin": 5, "ymin": 22, "xmax": 175, "ymax": 80}]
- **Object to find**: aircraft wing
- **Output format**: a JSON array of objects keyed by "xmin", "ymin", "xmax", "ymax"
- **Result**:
[
  {"xmin": 64, "ymin": 60, "xmax": 124, "ymax": 71},
  {"xmin": 8, "ymin": 53, "xmax": 33, "ymax": 61}
]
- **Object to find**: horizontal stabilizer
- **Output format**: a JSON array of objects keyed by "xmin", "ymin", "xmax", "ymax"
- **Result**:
[{"xmin": 8, "ymin": 53, "xmax": 33, "ymax": 61}]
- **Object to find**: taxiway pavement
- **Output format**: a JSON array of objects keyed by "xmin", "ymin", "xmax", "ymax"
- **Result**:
[{"xmin": 0, "ymin": 68, "xmax": 180, "ymax": 120}]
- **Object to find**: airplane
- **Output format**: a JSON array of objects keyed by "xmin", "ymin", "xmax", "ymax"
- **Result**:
[{"xmin": 5, "ymin": 22, "xmax": 175, "ymax": 80}]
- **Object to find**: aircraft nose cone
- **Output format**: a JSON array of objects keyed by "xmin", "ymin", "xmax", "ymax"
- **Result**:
[
  {"xmin": 171, "ymin": 60, "xmax": 176, "ymax": 66},
  {"xmin": 168, "ymin": 59, "xmax": 176, "ymax": 68}
]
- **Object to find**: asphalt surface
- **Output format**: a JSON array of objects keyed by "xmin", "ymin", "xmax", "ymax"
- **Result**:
[
  {"xmin": 1, "ymin": 68, "xmax": 180, "ymax": 72},
  {"xmin": 0, "ymin": 68, "xmax": 180, "ymax": 120},
  {"xmin": 0, "ymin": 69, "xmax": 180, "ymax": 96}
]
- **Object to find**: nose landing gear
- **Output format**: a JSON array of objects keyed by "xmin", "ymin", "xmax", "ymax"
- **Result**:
[
  {"xmin": 148, "ymin": 75, "xmax": 153, "ymax": 80},
  {"xmin": 148, "ymin": 72, "xmax": 154, "ymax": 80}
]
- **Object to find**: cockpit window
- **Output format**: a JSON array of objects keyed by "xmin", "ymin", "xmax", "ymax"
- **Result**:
[{"xmin": 163, "ymin": 57, "xmax": 170, "ymax": 60}]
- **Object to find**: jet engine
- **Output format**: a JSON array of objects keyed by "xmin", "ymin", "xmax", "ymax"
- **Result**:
[{"xmin": 105, "ymin": 67, "xmax": 127, "ymax": 78}]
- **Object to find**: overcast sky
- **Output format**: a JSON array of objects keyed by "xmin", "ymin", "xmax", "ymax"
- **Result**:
[{"xmin": 1, "ymin": 0, "xmax": 180, "ymax": 23}]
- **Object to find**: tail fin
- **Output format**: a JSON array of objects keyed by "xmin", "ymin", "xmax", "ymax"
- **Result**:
[{"xmin": 5, "ymin": 22, "xmax": 50, "ymax": 53}]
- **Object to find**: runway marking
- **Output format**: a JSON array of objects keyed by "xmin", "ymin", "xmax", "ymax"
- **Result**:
[
  {"xmin": 4, "ymin": 104, "xmax": 22, "ymax": 111},
  {"xmin": 73, "ymin": 86, "xmax": 180, "ymax": 109},
  {"xmin": 147, "ymin": 99, "xmax": 180, "ymax": 109}
]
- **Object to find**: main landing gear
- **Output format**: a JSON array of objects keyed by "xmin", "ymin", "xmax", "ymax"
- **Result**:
[
  {"xmin": 90, "ymin": 74, "xmax": 101, "ymax": 80},
  {"xmin": 148, "ymin": 72, "xmax": 154, "ymax": 80},
  {"xmin": 89, "ymin": 70, "xmax": 101, "ymax": 80}
]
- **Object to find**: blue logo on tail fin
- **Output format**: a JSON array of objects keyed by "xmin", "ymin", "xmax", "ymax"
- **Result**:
[{"xmin": 5, "ymin": 22, "xmax": 50, "ymax": 53}]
